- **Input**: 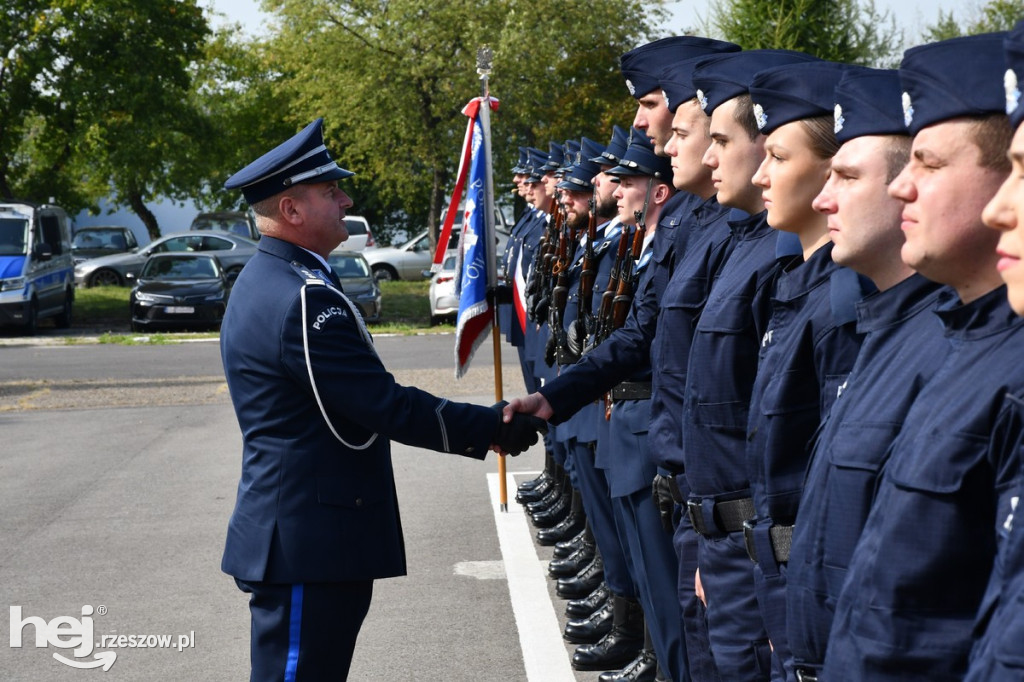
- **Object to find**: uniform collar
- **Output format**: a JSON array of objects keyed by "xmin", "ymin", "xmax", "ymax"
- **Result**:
[
  {"xmin": 775, "ymin": 241, "xmax": 838, "ymax": 301},
  {"xmin": 935, "ymin": 284, "xmax": 1024, "ymax": 341},
  {"xmin": 259, "ymin": 235, "xmax": 332, "ymax": 272},
  {"xmin": 726, "ymin": 208, "xmax": 771, "ymax": 241},
  {"xmin": 854, "ymin": 273, "xmax": 946, "ymax": 335}
]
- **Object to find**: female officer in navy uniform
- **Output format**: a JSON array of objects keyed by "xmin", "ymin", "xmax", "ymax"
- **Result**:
[{"xmin": 219, "ymin": 118, "xmax": 540, "ymax": 681}]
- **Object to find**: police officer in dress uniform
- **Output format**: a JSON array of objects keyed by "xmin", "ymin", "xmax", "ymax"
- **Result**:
[
  {"xmin": 784, "ymin": 67, "xmax": 949, "ymax": 682},
  {"xmin": 218, "ymin": 119, "xmax": 542, "ymax": 681},
  {"xmin": 743, "ymin": 61, "xmax": 868, "ymax": 681},
  {"xmin": 823, "ymin": 34, "xmax": 1024, "ymax": 681},
  {"xmin": 679, "ymin": 49, "xmax": 813, "ymax": 682},
  {"xmin": 965, "ymin": 21, "xmax": 1024, "ymax": 681}
]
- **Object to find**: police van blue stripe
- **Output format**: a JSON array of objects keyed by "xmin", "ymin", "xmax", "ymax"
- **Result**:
[{"xmin": 284, "ymin": 584, "xmax": 303, "ymax": 682}]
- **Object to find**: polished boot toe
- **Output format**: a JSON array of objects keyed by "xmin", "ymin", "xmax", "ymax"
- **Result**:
[
  {"xmin": 597, "ymin": 649, "xmax": 657, "ymax": 681},
  {"xmin": 531, "ymin": 495, "xmax": 570, "ymax": 528},
  {"xmin": 556, "ymin": 556, "xmax": 604, "ymax": 599},
  {"xmin": 537, "ymin": 511, "xmax": 585, "ymax": 546},
  {"xmin": 552, "ymin": 528, "xmax": 587, "ymax": 559},
  {"xmin": 571, "ymin": 630, "xmax": 643, "ymax": 672},
  {"xmin": 548, "ymin": 542, "xmax": 595, "ymax": 578},
  {"xmin": 565, "ymin": 582, "xmax": 610, "ymax": 618},
  {"xmin": 563, "ymin": 600, "xmax": 614, "ymax": 644}
]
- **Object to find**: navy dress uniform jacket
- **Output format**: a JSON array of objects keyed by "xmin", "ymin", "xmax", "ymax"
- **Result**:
[
  {"xmin": 965, "ymin": 391, "xmax": 1024, "ymax": 681},
  {"xmin": 786, "ymin": 274, "xmax": 947, "ymax": 670},
  {"xmin": 824, "ymin": 286, "xmax": 1024, "ymax": 681},
  {"xmin": 649, "ymin": 195, "xmax": 733, "ymax": 475},
  {"xmin": 220, "ymin": 237, "xmax": 494, "ymax": 584}
]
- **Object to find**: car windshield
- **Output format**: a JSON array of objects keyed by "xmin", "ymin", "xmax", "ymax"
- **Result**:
[
  {"xmin": 193, "ymin": 215, "xmax": 250, "ymax": 237},
  {"xmin": 73, "ymin": 230, "xmax": 128, "ymax": 251},
  {"xmin": 328, "ymin": 253, "xmax": 371, "ymax": 278},
  {"xmin": 142, "ymin": 256, "xmax": 218, "ymax": 279},
  {"xmin": 0, "ymin": 218, "xmax": 28, "ymax": 256}
]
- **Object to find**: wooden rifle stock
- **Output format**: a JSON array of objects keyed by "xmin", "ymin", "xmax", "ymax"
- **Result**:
[
  {"xmin": 578, "ymin": 199, "xmax": 598, "ymax": 318},
  {"xmin": 611, "ymin": 218, "xmax": 646, "ymax": 330},
  {"xmin": 595, "ymin": 225, "xmax": 632, "ymax": 344}
]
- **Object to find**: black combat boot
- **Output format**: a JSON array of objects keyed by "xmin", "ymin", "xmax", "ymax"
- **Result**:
[
  {"xmin": 598, "ymin": 621, "xmax": 658, "ymax": 681},
  {"xmin": 537, "ymin": 489, "xmax": 586, "ymax": 545},
  {"xmin": 553, "ymin": 526, "xmax": 587, "ymax": 559},
  {"xmin": 547, "ymin": 535, "xmax": 596, "ymax": 578},
  {"xmin": 571, "ymin": 595, "xmax": 644, "ymax": 671},
  {"xmin": 556, "ymin": 553, "xmax": 604, "ymax": 599},
  {"xmin": 565, "ymin": 582, "xmax": 610, "ymax": 619},
  {"xmin": 563, "ymin": 598, "xmax": 614, "ymax": 644}
]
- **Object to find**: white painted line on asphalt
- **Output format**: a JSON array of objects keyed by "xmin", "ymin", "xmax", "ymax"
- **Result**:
[{"xmin": 488, "ymin": 472, "xmax": 576, "ymax": 682}]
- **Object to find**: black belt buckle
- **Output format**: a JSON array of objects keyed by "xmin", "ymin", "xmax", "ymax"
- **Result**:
[
  {"xmin": 686, "ymin": 500, "xmax": 708, "ymax": 537},
  {"xmin": 795, "ymin": 668, "xmax": 819, "ymax": 682},
  {"xmin": 743, "ymin": 520, "xmax": 758, "ymax": 563},
  {"xmin": 667, "ymin": 476, "xmax": 685, "ymax": 504}
]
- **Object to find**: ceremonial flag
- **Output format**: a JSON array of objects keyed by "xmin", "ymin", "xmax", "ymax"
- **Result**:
[{"xmin": 453, "ymin": 97, "xmax": 498, "ymax": 377}]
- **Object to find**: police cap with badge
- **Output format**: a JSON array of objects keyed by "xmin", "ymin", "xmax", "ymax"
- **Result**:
[
  {"xmin": 748, "ymin": 61, "xmax": 851, "ymax": 135},
  {"xmin": 898, "ymin": 32, "xmax": 1008, "ymax": 135},
  {"xmin": 1005, "ymin": 20, "xmax": 1024, "ymax": 130},
  {"xmin": 605, "ymin": 128, "xmax": 673, "ymax": 181},
  {"xmin": 224, "ymin": 118, "xmax": 354, "ymax": 204},
  {"xmin": 620, "ymin": 36, "xmax": 742, "ymax": 99},
  {"xmin": 592, "ymin": 125, "xmax": 630, "ymax": 167},
  {"xmin": 691, "ymin": 49, "xmax": 820, "ymax": 116},
  {"xmin": 558, "ymin": 138, "xmax": 606, "ymax": 193},
  {"xmin": 831, "ymin": 67, "xmax": 907, "ymax": 143}
]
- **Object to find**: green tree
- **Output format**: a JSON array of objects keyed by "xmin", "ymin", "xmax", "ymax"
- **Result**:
[
  {"xmin": 710, "ymin": 0, "xmax": 903, "ymax": 66},
  {"xmin": 923, "ymin": 0, "xmax": 1024, "ymax": 41},
  {"xmin": 263, "ymin": 0, "xmax": 663, "ymax": 246},
  {"xmin": 0, "ymin": 1, "xmax": 210, "ymax": 238}
]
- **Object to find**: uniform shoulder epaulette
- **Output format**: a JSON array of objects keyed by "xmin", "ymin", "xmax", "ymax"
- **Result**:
[
  {"xmin": 290, "ymin": 260, "xmax": 330, "ymax": 287},
  {"xmin": 831, "ymin": 267, "xmax": 874, "ymax": 326}
]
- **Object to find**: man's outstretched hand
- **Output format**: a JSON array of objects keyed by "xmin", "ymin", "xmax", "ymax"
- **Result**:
[{"xmin": 490, "ymin": 401, "xmax": 548, "ymax": 456}]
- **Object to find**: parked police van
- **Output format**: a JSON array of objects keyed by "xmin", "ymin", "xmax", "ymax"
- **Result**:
[{"xmin": 0, "ymin": 201, "xmax": 75, "ymax": 334}]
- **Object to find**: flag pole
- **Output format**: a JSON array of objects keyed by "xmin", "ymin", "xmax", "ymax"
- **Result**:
[{"xmin": 476, "ymin": 45, "xmax": 508, "ymax": 512}]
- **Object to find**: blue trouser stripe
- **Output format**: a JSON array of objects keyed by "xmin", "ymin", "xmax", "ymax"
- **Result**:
[{"xmin": 285, "ymin": 584, "xmax": 303, "ymax": 682}]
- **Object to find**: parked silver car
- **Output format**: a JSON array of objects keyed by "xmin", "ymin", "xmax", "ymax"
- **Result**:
[
  {"xmin": 75, "ymin": 232, "xmax": 258, "ymax": 287},
  {"xmin": 327, "ymin": 249, "xmax": 382, "ymax": 322},
  {"xmin": 427, "ymin": 252, "xmax": 459, "ymax": 325}
]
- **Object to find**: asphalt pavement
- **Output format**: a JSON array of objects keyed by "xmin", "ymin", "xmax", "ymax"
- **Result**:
[{"xmin": 0, "ymin": 334, "xmax": 596, "ymax": 681}]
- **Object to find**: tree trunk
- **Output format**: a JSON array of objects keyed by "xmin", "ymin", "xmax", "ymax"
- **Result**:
[
  {"xmin": 126, "ymin": 191, "xmax": 161, "ymax": 241},
  {"xmin": 428, "ymin": 166, "xmax": 445, "ymax": 253}
]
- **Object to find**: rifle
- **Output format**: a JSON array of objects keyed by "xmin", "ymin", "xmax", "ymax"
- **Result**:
[
  {"xmin": 611, "ymin": 178, "xmax": 654, "ymax": 330},
  {"xmin": 594, "ymin": 223, "xmax": 632, "ymax": 347},
  {"xmin": 567, "ymin": 195, "xmax": 598, "ymax": 358}
]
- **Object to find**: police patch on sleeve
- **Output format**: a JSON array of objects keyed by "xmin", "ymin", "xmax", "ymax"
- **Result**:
[{"xmin": 310, "ymin": 304, "xmax": 350, "ymax": 331}]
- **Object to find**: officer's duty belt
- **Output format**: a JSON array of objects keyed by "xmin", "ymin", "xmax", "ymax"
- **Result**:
[
  {"xmin": 743, "ymin": 521, "xmax": 793, "ymax": 564},
  {"xmin": 609, "ymin": 381, "xmax": 652, "ymax": 401},
  {"xmin": 668, "ymin": 476, "xmax": 685, "ymax": 504},
  {"xmin": 686, "ymin": 497, "xmax": 755, "ymax": 537}
]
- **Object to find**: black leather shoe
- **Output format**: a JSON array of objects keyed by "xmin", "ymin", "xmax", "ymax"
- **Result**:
[
  {"xmin": 571, "ymin": 629, "xmax": 644, "ymax": 671},
  {"xmin": 564, "ymin": 600, "xmax": 614, "ymax": 644},
  {"xmin": 548, "ymin": 542, "xmax": 596, "ymax": 578},
  {"xmin": 537, "ymin": 509, "xmax": 586, "ymax": 546},
  {"xmin": 525, "ymin": 484, "xmax": 562, "ymax": 513},
  {"xmin": 516, "ymin": 475, "xmax": 555, "ymax": 504},
  {"xmin": 531, "ymin": 493, "xmax": 570, "ymax": 528},
  {"xmin": 553, "ymin": 528, "xmax": 587, "ymax": 559},
  {"xmin": 556, "ymin": 556, "xmax": 604, "ymax": 599},
  {"xmin": 517, "ymin": 470, "xmax": 551, "ymax": 493},
  {"xmin": 597, "ymin": 649, "xmax": 657, "ymax": 681},
  {"xmin": 566, "ymin": 582, "xmax": 610, "ymax": 618}
]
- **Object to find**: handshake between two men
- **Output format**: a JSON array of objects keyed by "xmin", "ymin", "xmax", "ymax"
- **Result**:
[{"xmin": 489, "ymin": 395, "xmax": 554, "ymax": 456}]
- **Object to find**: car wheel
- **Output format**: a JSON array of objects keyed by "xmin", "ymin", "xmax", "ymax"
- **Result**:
[
  {"xmin": 226, "ymin": 265, "xmax": 243, "ymax": 277},
  {"xmin": 88, "ymin": 268, "xmax": 123, "ymax": 287},
  {"xmin": 130, "ymin": 321, "xmax": 144, "ymax": 333},
  {"xmin": 429, "ymin": 314, "xmax": 440, "ymax": 326},
  {"xmin": 372, "ymin": 264, "xmax": 398, "ymax": 282},
  {"xmin": 23, "ymin": 299, "xmax": 38, "ymax": 336},
  {"xmin": 54, "ymin": 290, "xmax": 73, "ymax": 329}
]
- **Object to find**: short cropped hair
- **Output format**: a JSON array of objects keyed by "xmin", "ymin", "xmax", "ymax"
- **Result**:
[
  {"xmin": 732, "ymin": 94, "xmax": 760, "ymax": 141},
  {"xmin": 884, "ymin": 136, "xmax": 912, "ymax": 184},
  {"xmin": 968, "ymin": 114, "xmax": 1012, "ymax": 173}
]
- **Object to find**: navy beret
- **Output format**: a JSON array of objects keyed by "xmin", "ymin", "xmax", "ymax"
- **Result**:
[
  {"xmin": 660, "ymin": 48, "xmax": 739, "ymax": 114},
  {"xmin": 557, "ymin": 138, "xmax": 604, "ymax": 192},
  {"xmin": 833, "ymin": 67, "xmax": 908, "ymax": 143},
  {"xmin": 899, "ymin": 32, "xmax": 1008, "ymax": 135},
  {"xmin": 749, "ymin": 61, "xmax": 850, "ymax": 134},
  {"xmin": 1004, "ymin": 20, "xmax": 1024, "ymax": 129},
  {"xmin": 593, "ymin": 125, "xmax": 629, "ymax": 166},
  {"xmin": 692, "ymin": 50, "xmax": 820, "ymax": 115},
  {"xmin": 620, "ymin": 36, "xmax": 743, "ymax": 100},
  {"xmin": 224, "ymin": 118, "xmax": 354, "ymax": 204},
  {"xmin": 606, "ymin": 127, "xmax": 673, "ymax": 181}
]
